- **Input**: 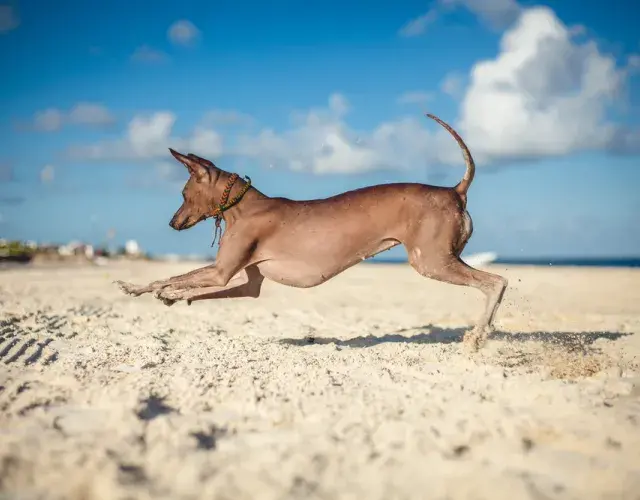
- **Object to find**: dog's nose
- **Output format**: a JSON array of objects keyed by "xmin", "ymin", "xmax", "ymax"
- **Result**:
[{"xmin": 169, "ymin": 217, "xmax": 178, "ymax": 230}]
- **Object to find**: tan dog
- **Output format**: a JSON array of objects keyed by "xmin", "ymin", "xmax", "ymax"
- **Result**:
[{"xmin": 116, "ymin": 114, "xmax": 507, "ymax": 349}]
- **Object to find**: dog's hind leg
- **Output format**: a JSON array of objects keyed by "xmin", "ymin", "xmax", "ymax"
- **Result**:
[
  {"xmin": 154, "ymin": 265, "xmax": 265, "ymax": 306},
  {"xmin": 408, "ymin": 249, "xmax": 507, "ymax": 351}
]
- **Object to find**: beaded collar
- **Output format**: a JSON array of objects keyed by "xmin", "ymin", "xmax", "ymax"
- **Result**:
[{"xmin": 210, "ymin": 173, "xmax": 252, "ymax": 247}]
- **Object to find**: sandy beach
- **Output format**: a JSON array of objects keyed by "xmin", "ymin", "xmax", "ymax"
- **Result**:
[{"xmin": 1, "ymin": 261, "xmax": 639, "ymax": 500}]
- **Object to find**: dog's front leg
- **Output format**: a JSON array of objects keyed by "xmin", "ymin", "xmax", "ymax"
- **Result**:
[
  {"xmin": 152, "ymin": 236, "xmax": 257, "ymax": 304},
  {"xmin": 115, "ymin": 265, "xmax": 215, "ymax": 297},
  {"xmin": 153, "ymin": 265, "xmax": 264, "ymax": 306},
  {"xmin": 117, "ymin": 230, "xmax": 257, "ymax": 299}
]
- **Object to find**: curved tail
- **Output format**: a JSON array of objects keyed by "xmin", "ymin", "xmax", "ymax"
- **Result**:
[{"xmin": 425, "ymin": 113, "xmax": 475, "ymax": 206}]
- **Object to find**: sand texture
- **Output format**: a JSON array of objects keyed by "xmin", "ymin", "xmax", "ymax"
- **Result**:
[{"xmin": 1, "ymin": 261, "xmax": 640, "ymax": 500}]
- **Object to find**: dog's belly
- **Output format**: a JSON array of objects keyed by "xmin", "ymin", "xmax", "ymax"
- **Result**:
[
  {"xmin": 257, "ymin": 260, "xmax": 339, "ymax": 287},
  {"xmin": 255, "ymin": 238, "xmax": 400, "ymax": 288}
]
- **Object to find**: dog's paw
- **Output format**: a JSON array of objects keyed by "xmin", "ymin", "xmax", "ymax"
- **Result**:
[
  {"xmin": 154, "ymin": 289, "xmax": 182, "ymax": 306},
  {"xmin": 161, "ymin": 297, "xmax": 176, "ymax": 307},
  {"xmin": 115, "ymin": 280, "xmax": 141, "ymax": 296}
]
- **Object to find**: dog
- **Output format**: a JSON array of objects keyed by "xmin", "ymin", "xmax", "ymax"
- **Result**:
[{"xmin": 116, "ymin": 114, "xmax": 507, "ymax": 350}]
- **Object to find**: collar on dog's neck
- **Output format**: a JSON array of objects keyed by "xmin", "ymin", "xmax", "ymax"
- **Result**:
[{"xmin": 210, "ymin": 173, "xmax": 252, "ymax": 247}]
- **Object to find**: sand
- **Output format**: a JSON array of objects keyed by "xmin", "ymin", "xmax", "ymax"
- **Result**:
[{"xmin": 1, "ymin": 261, "xmax": 639, "ymax": 500}]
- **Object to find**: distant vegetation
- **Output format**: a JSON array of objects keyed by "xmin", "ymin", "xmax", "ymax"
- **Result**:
[
  {"xmin": 0, "ymin": 239, "xmax": 151, "ymax": 264},
  {"xmin": 0, "ymin": 240, "xmax": 36, "ymax": 262}
]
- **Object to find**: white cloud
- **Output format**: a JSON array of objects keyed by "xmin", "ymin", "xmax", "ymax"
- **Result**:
[
  {"xmin": 0, "ymin": 5, "xmax": 19, "ymax": 33},
  {"xmin": 188, "ymin": 128, "xmax": 224, "ymax": 157},
  {"xmin": 327, "ymin": 94, "xmax": 350, "ymax": 116},
  {"xmin": 440, "ymin": 73, "xmax": 464, "ymax": 97},
  {"xmin": 32, "ymin": 103, "xmax": 114, "ymax": 132},
  {"xmin": 40, "ymin": 165, "xmax": 54, "ymax": 184},
  {"xmin": 233, "ymin": 94, "xmax": 451, "ymax": 174},
  {"xmin": 127, "ymin": 113, "xmax": 176, "ymax": 157},
  {"xmin": 168, "ymin": 20, "xmax": 200, "ymax": 46},
  {"xmin": 608, "ymin": 128, "xmax": 640, "ymax": 155},
  {"xmin": 397, "ymin": 91, "xmax": 433, "ymax": 105},
  {"xmin": 457, "ymin": 6, "xmax": 632, "ymax": 162},
  {"xmin": 67, "ymin": 111, "xmax": 224, "ymax": 161},
  {"xmin": 398, "ymin": 10, "xmax": 438, "ymax": 38},
  {"xmin": 441, "ymin": 0, "xmax": 521, "ymax": 29},
  {"xmin": 68, "ymin": 95, "xmax": 454, "ymax": 174},
  {"xmin": 568, "ymin": 24, "xmax": 587, "ymax": 37},
  {"xmin": 131, "ymin": 45, "xmax": 169, "ymax": 64},
  {"xmin": 34, "ymin": 109, "xmax": 64, "ymax": 132},
  {"xmin": 69, "ymin": 112, "xmax": 175, "ymax": 160},
  {"xmin": 68, "ymin": 7, "xmax": 639, "ymax": 175},
  {"xmin": 399, "ymin": 0, "xmax": 521, "ymax": 37},
  {"xmin": 155, "ymin": 161, "xmax": 183, "ymax": 181},
  {"xmin": 68, "ymin": 103, "xmax": 114, "ymax": 126},
  {"xmin": 126, "ymin": 161, "xmax": 189, "ymax": 189}
]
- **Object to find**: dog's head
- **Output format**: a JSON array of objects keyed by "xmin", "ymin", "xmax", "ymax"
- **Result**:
[{"xmin": 167, "ymin": 149, "xmax": 221, "ymax": 231}]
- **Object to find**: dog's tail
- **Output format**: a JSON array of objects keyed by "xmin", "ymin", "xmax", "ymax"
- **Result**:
[{"xmin": 425, "ymin": 113, "xmax": 475, "ymax": 207}]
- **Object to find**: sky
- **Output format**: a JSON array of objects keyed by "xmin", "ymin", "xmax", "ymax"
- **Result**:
[{"xmin": 0, "ymin": 0, "xmax": 638, "ymax": 259}]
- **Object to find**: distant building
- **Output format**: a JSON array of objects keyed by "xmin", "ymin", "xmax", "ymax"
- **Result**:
[
  {"xmin": 56, "ymin": 241, "xmax": 96, "ymax": 260},
  {"xmin": 57, "ymin": 245, "xmax": 73, "ymax": 257},
  {"xmin": 160, "ymin": 253, "xmax": 181, "ymax": 262},
  {"xmin": 125, "ymin": 240, "xmax": 141, "ymax": 256}
]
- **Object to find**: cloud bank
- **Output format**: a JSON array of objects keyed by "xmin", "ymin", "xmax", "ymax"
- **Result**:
[
  {"xmin": 60, "ymin": 4, "xmax": 639, "ymax": 174},
  {"xmin": 32, "ymin": 103, "xmax": 115, "ymax": 132}
]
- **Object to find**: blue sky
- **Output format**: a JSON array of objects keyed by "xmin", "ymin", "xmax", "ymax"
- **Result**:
[{"xmin": 0, "ymin": 0, "xmax": 638, "ymax": 259}]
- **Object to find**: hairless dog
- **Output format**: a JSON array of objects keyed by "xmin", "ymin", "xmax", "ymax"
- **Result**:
[{"xmin": 116, "ymin": 114, "xmax": 507, "ymax": 350}]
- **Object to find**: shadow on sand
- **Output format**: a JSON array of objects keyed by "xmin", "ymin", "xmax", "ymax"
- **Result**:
[{"xmin": 279, "ymin": 325, "xmax": 632, "ymax": 349}]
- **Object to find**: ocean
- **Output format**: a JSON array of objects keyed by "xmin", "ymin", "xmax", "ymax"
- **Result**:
[
  {"xmin": 2, "ymin": 255, "xmax": 639, "ymax": 269},
  {"xmin": 370, "ymin": 257, "xmax": 640, "ymax": 268}
]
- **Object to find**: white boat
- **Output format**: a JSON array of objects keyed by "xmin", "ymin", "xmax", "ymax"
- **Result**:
[
  {"xmin": 93, "ymin": 256, "xmax": 109, "ymax": 267},
  {"xmin": 463, "ymin": 252, "xmax": 498, "ymax": 267}
]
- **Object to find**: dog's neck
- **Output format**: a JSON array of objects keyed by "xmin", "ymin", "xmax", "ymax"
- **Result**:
[{"xmin": 207, "ymin": 169, "xmax": 265, "ymax": 224}]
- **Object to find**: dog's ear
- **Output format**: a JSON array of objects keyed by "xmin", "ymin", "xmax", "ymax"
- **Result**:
[
  {"xmin": 169, "ymin": 148, "xmax": 209, "ymax": 182},
  {"xmin": 188, "ymin": 153, "xmax": 217, "ymax": 169}
]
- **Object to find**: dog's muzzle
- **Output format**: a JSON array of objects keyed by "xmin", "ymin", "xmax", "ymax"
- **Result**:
[{"xmin": 169, "ymin": 215, "xmax": 183, "ymax": 230}]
